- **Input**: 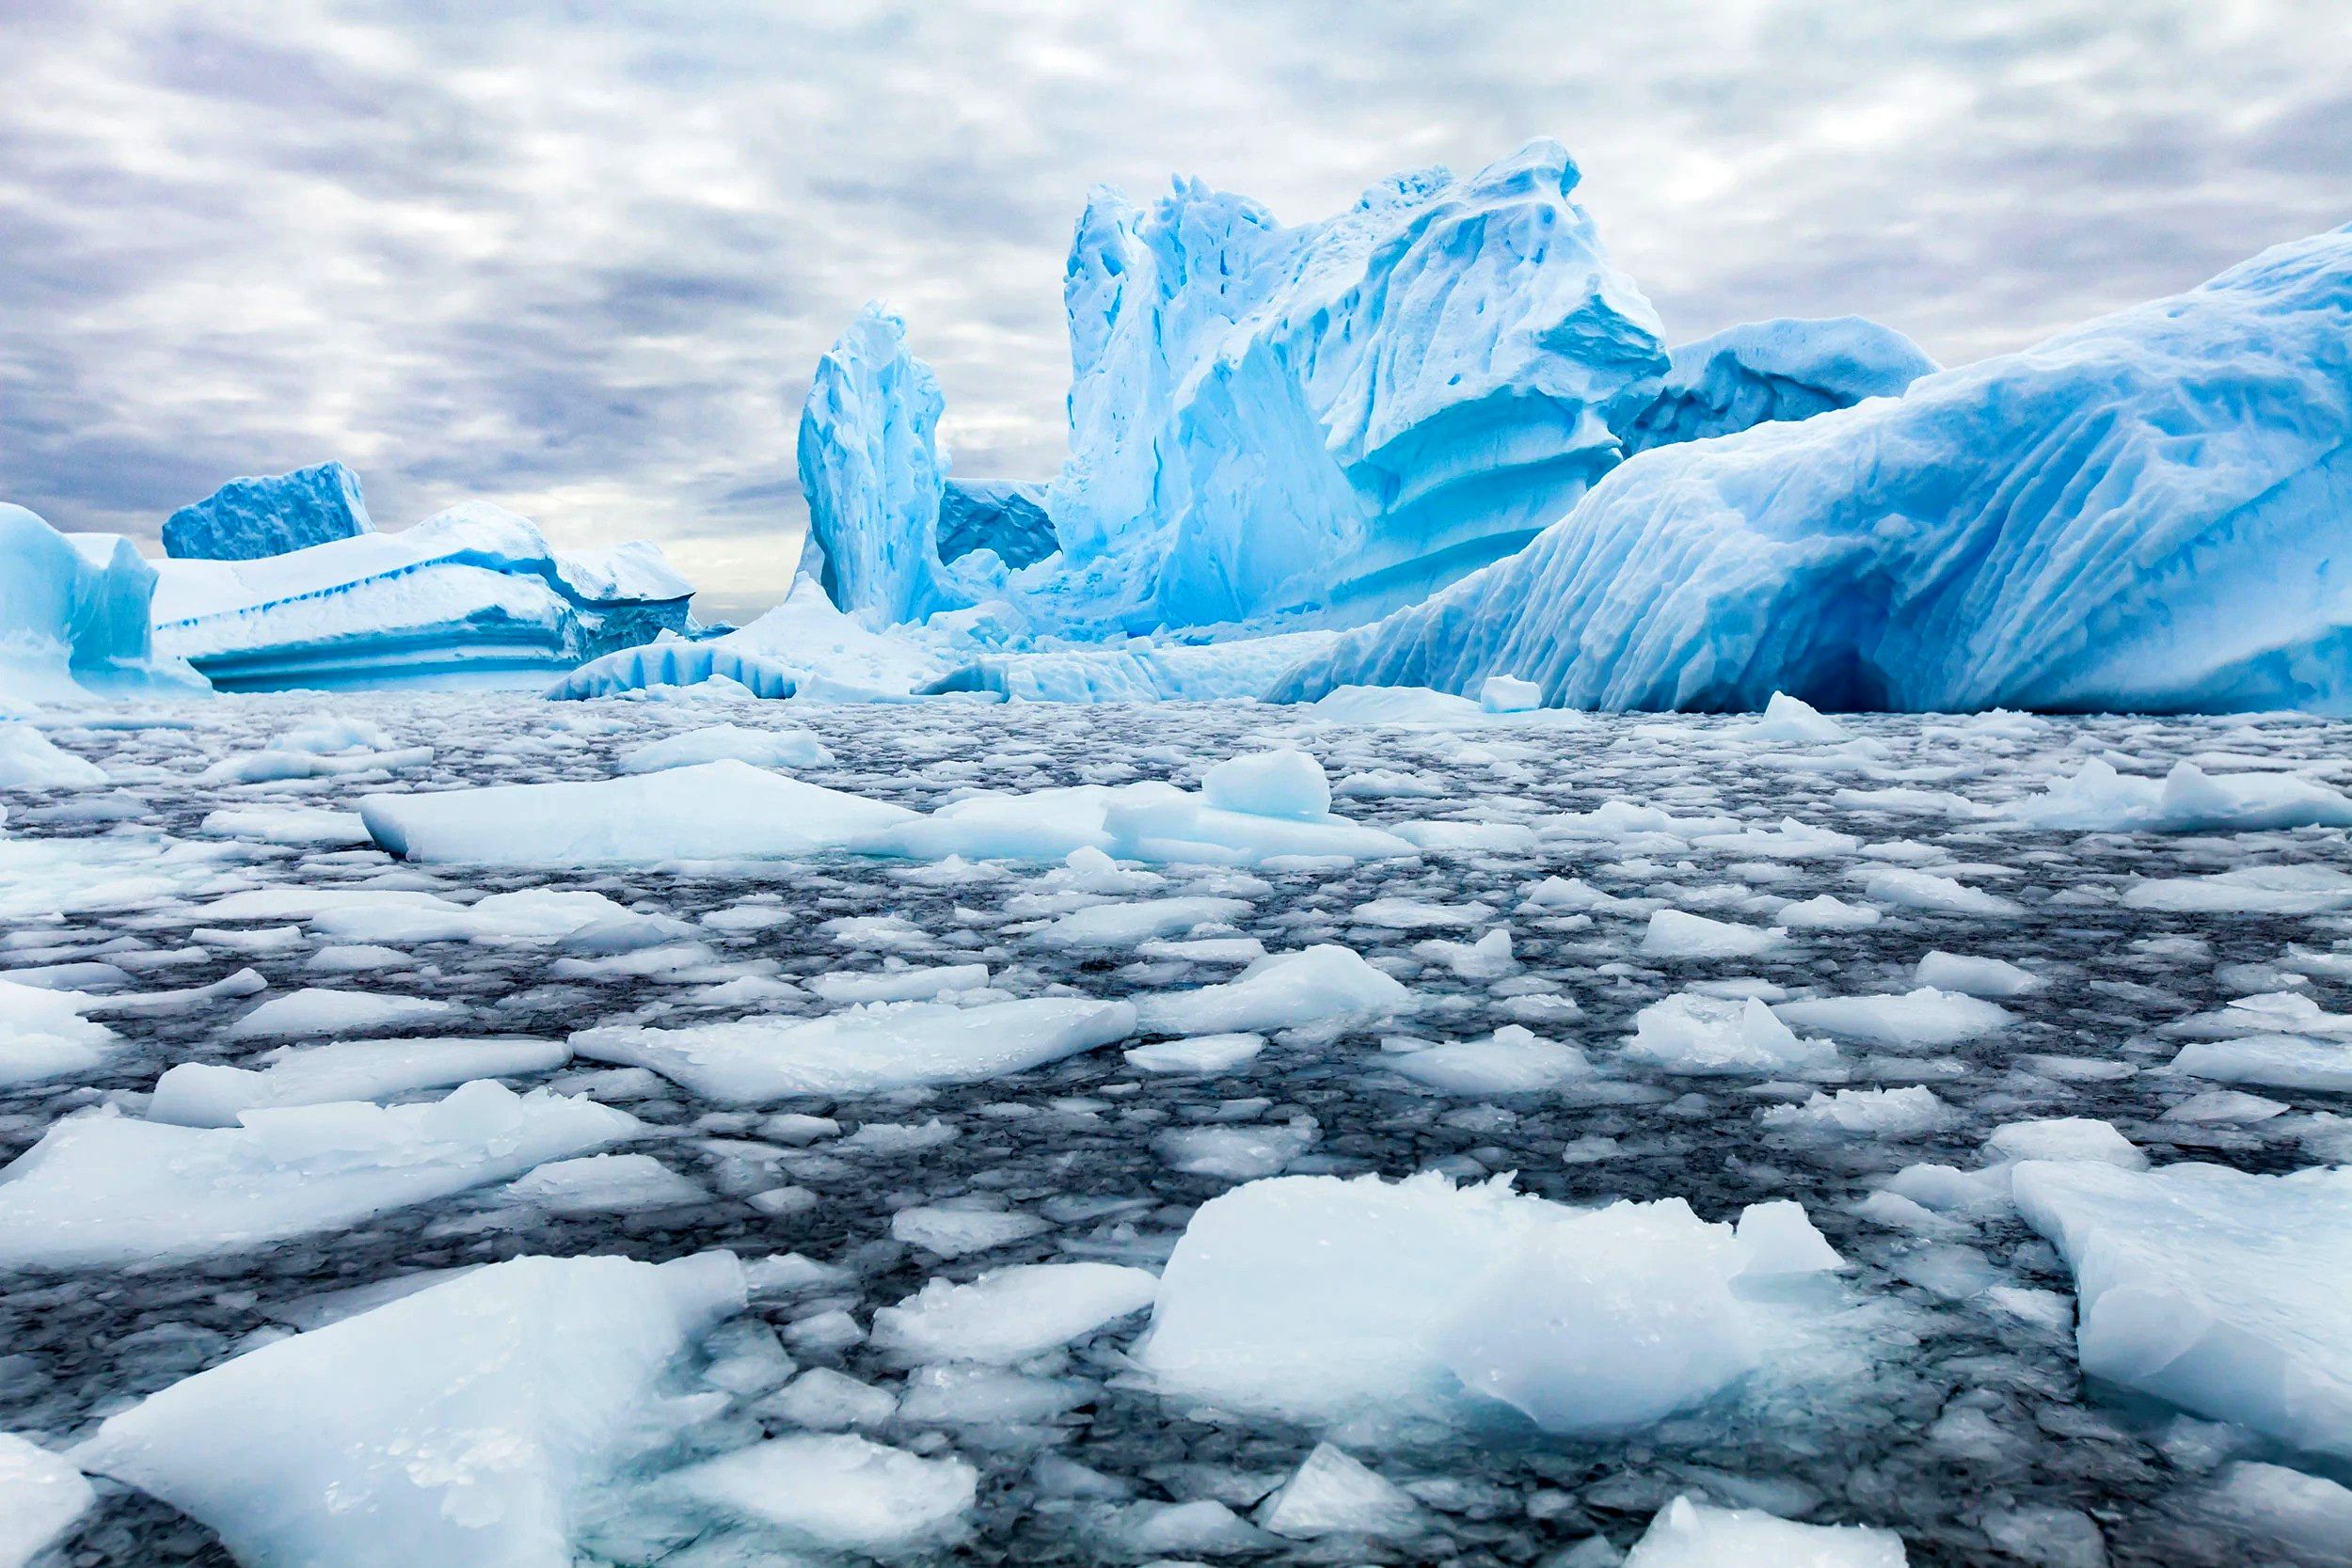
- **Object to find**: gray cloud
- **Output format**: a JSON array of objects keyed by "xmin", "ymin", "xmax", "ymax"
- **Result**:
[{"xmin": 2, "ymin": 0, "xmax": 2344, "ymax": 610}]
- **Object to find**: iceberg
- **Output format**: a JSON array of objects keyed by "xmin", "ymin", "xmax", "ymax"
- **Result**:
[
  {"xmin": 937, "ymin": 478, "xmax": 1056, "ymax": 569},
  {"xmin": 0, "ymin": 504, "xmax": 203, "ymax": 702},
  {"xmin": 153, "ymin": 498, "xmax": 698, "ymax": 691},
  {"xmin": 160, "ymin": 460, "xmax": 373, "ymax": 561},
  {"xmin": 1272, "ymin": 225, "xmax": 2352, "ymax": 714},
  {"xmin": 75, "ymin": 1251, "xmax": 744, "ymax": 1568},
  {"xmin": 1620, "ymin": 316, "xmax": 1938, "ymax": 456}
]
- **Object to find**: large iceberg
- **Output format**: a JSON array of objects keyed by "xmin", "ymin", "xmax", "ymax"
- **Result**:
[
  {"xmin": 160, "ymin": 461, "xmax": 374, "ymax": 561},
  {"xmin": 1273, "ymin": 224, "xmax": 2352, "ymax": 713},
  {"xmin": 1619, "ymin": 316, "xmax": 1938, "ymax": 455},
  {"xmin": 153, "ymin": 498, "xmax": 699, "ymax": 690},
  {"xmin": 0, "ymin": 503, "xmax": 203, "ymax": 703}
]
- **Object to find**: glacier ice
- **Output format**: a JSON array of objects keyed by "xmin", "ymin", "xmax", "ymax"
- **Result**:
[
  {"xmin": 2011, "ymin": 1159, "xmax": 2352, "ymax": 1458},
  {"xmin": 1273, "ymin": 225, "xmax": 2352, "ymax": 714},
  {"xmin": 153, "ymin": 498, "xmax": 697, "ymax": 691},
  {"xmin": 161, "ymin": 460, "xmax": 373, "ymax": 561},
  {"xmin": 937, "ymin": 478, "xmax": 1056, "ymax": 569},
  {"xmin": 0, "ymin": 504, "xmax": 202, "ymax": 702},
  {"xmin": 1620, "ymin": 316, "xmax": 1938, "ymax": 456},
  {"xmin": 74, "ymin": 1251, "xmax": 744, "ymax": 1568},
  {"xmin": 1136, "ymin": 1171, "xmax": 1845, "ymax": 1432}
]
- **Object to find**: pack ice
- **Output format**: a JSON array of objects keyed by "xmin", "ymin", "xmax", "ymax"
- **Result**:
[
  {"xmin": 1275, "ymin": 224, "xmax": 2352, "ymax": 714},
  {"xmin": 74, "ymin": 1252, "xmax": 745, "ymax": 1568},
  {"xmin": 1136, "ymin": 1172, "xmax": 1846, "ymax": 1433}
]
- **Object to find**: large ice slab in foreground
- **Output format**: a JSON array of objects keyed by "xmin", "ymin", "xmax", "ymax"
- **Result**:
[
  {"xmin": 0, "ymin": 1082, "xmax": 636, "ymax": 1269},
  {"xmin": 1273, "ymin": 225, "xmax": 2352, "ymax": 714},
  {"xmin": 0, "ymin": 504, "xmax": 203, "ymax": 703},
  {"xmin": 2012, "ymin": 1159, "xmax": 2352, "ymax": 1457},
  {"xmin": 1136, "ymin": 1171, "xmax": 1844, "ymax": 1433},
  {"xmin": 153, "ymin": 499, "xmax": 697, "ymax": 691},
  {"xmin": 161, "ymin": 461, "xmax": 374, "ymax": 561},
  {"xmin": 359, "ymin": 759, "xmax": 914, "ymax": 865},
  {"xmin": 76, "ymin": 1251, "xmax": 744, "ymax": 1568}
]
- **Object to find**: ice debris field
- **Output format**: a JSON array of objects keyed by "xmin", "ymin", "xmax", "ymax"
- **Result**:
[
  {"xmin": 2, "ymin": 692, "xmax": 2352, "ymax": 1566},
  {"xmin": 2, "ymin": 132, "xmax": 2351, "ymax": 1568}
]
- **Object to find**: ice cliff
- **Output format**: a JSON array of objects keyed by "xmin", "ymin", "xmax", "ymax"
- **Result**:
[
  {"xmin": 161, "ymin": 461, "xmax": 374, "ymax": 561},
  {"xmin": 154, "ymin": 498, "xmax": 698, "ymax": 691},
  {"xmin": 0, "ymin": 503, "xmax": 203, "ymax": 703},
  {"xmin": 1271, "ymin": 224, "xmax": 2352, "ymax": 715}
]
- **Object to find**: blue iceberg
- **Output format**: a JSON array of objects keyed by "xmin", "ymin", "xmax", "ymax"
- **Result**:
[
  {"xmin": 154, "ymin": 499, "xmax": 700, "ymax": 691},
  {"xmin": 938, "ymin": 481, "xmax": 1055, "ymax": 571},
  {"xmin": 1620, "ymin": 316, "xmax": 1938, "ymax": 455},
  {"xmin": 1271, "ymin": 225, "xmax": 2352, "ymax": 714},
  {"xmin": 0, "ymin": 504, "xmax": 204, "ymax": 703},
  {"xmin": 162, "ymin": 462, "xmax": 374, "ymax": 562}
]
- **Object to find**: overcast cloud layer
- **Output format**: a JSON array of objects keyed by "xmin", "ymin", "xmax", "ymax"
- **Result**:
[{"xmin": 5, "ymin": 0, "xmax": 2346, "ymax": 618}]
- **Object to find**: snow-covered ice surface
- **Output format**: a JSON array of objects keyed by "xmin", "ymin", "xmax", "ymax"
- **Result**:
[{"xmin": 13, "ymin": 691, "xmax": 2352, "ymax": 1563}]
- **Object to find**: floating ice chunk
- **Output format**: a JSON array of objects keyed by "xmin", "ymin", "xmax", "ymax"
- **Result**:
[
  {"xmin": 1763, "ymin": 1086, "xmax": 1952, "ymax": 1137},
  {"xmin": 1111, "ymin": 1498, "xmax": 1278, "ymax": 1557},
  {"xmin": 1135, "ymin": 945, "xmax": 1412, "ymax": 1035},
  {"xmin": 360, "ymin": 760, "xmax": 914, "ymax": 866},
  {"xmin": 893, "ymin": 1363, "xmax": 1096, "ymax": 1425},
  {"xmin": 1626, "ymin": 994, "xmax": 1839, "ymax": 1076},
  {"xmin": 0, "ymin": 1082, "xmax": 638, "ymax": 1268},
  {"xmin": 2200, "ymin": 1462, "xmax": 2352, "ymax": 1561},
  {"xmin": 1773, "ymin": 988, "xmax": 2013, "ymax": 1049},
  {"xmin": 2161, "ymin": 1088, "xmax": 2289, "ymax": 1124},
  {"xmin": 1139, "ymin": 1172, "xmax": 1843, "ymax": 1430},
  {"xmin": 1984, "ymin": 1117, "xmax": 2144, "ymax": 1170},
  {"xmin": 1258, "ymin": 1443, "xmax": 1424, "ymax": 1539},
  {"xmin": 573, "ymin": 996, "xmax": 1136, "ymax": 1102},
  {"xmin": 1733, "ymin": 1199, "xmax": 1848, "ymax": 1276},
  {"xmin": 1420, "ymin": 926, "xmax": 1518, "ymax": 978},
  {"xmin": 0, "ymin": 980, "xmax": 114, "ymax": 1088},
  {"xmin": 0, "ymin": 723, "xmax": 107, "ymax": 788},
  {"xmin": 661, "ymin": 1432, "xmax": 976, "ymax": 1555},
  {"xmin": 1383, "ymin": 1025, "xmax": 1590, "ymax": 1094},
  {"xmin": 1036, "ymin": 895, "xmax": 1252, "ymax": 947},
  {"xmin": 2, "ymin": 504, "xmax": 201, "ymax": 701},
  {"xmin": 229, "ymin": 987, "xmax": 457, "ymax": 1039},
  {"xmin": 1124, "ymin": 1033, "xmax": 1267, "ymax": 1074},
  {"xmin": 0, "ymin": 1432, "xmax": 92, "ymax": 1568},
  {"xmin": 871, "ymin": 1261, "xmax": 1158, "ymax": 1364},
  {"xmin": 2124, "ymin": 864, "xmax": 2352, "ymax": 916},
  {"xmin": 199, "ymin": 804, "xmax": 373, "ymax": 846},
  {"xmin": 615, "ymin": 722, "xmax": 832, "ymax": 774},
  {"xmin": 1522, "ymin": 876, "xmax": 1624, "ymax": 912},
  {"xmin": 1728, "ymin": 693, "xmax": 1848, "ymax": 744},
  {"xmin": 760, "ymin": 1368, "xmax": 897, "ymax": 1430},
  {"xmin": 2007, "ymin": 757, "xmax": 2352, "ymax": 833},
  {"xmin": 199, "ymin": 744, "xmax": 434, "ymax": 784},
  {"xmin": 2172, "ymin": 1035, "xmax": 2352, "ymax": 1092},
  {"xmin": 1776, "ymin": 895, "xmax": 1882, "ymax": 930},
  {"xmin": 1355, "ymin": 896, "xmax": 1497, "ymax": 929},
  {"xmin": 2012, "ymin": 1160, "xmax": 2352, "ymax": 1457},
  {"xmin": 808, "ymin": 963, "xmax": 990, "ymax": 1004},
  {"xmin": 506, "ymin": 1152, "xmax": 707, "ymax": 1213},
  {"xmin": 75, "ymin": 1251, "xmax": 744, "ymax": 1568},
  {"xmin": 890, "ymin": 1205, "xmax": 1053, "ymax": 1258},
  {"xmin": 1310, "ymin": 686, "xmax": 1487, "ymax": 724},
  {"xmin": 1200, "ymin": 750, "xmax": 1331, "ymax": 819},
  {"xmin": 1855, "ymin": 868, "xmax": 2022, "ymax": 917},
  {"xmin": 1624, "ymin": 1496, "xmax": 1907, "ymax": 1567},
  {"xmin": 1480, "ymin": 674, "xmax": 1544, "ymax": 713},
  {"xmin": 869, "ymin": 774, "xmax": 1416, "ymax": 867},
  {"xmin": 1915, "ymin": 951, "xmax": 2040, "ymax": 998},
  {"xmin": 150, "ymin": 1037, "xmax": 570, "ymax": 1125},
  {"xmin": 1154, "ymin": 1117, "xmax": 1317, "ymax": 1180},
  {"xmin": 1640, "ymin": 910, "xmax": 1788, "ymax": 959}
]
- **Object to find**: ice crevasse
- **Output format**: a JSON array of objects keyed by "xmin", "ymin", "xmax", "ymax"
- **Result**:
[{"xmin": 1272, "ymin": 224, "xmax": 2352, "ymax": 714}]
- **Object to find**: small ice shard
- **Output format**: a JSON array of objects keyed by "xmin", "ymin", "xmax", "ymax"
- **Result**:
[{"xmin": 1257, "ymin": 1443, "xmax": 1424, "ymax": 1539}]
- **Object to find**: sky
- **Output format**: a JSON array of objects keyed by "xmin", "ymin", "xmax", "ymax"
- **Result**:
[{"xmin": 4, "ymin": 1, "xmax": 2346, "ymax": 623}]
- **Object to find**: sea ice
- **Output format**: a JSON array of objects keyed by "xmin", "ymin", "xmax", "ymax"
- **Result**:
[
  {"xmin": 1622, "ymin": 1496, "xmax": 1908, "ymax": 1567},
  {"xmin": 149, "ymin": 1037, "xmax": 570, "ymax": 1125},
  {"xmin": 615, "ymin": 722, "xmax": 832, "ymax": 773},
  {"xmin": 0, "ymin": 980, "xmax": 115, "ymax": 1088},
  {"xmin": 1625, "ymin": 994, "xmax": 1840, "ymax": 1076},
  {"xmin": 1773, "ymin": 988, "xmax": 2014, "ymax": 1049},
  {"xmin": 870, "ymin": 1261, "xmax": 1158, "ymax": 1364},
  {"xmin": 0, "ymin": 1433, "xmax": 92, "ymax": 1568},
  {"xmin": 660, "ymin": 1433, "xmax": 976, "ymax": 1556},
  {"xmin": 1134, "ymin": 945, "xmax": 1413, "ymax": 1035},
  {"xmin": 75, "ymin": 1252, "xmax": 744, "ymax": 1568}
]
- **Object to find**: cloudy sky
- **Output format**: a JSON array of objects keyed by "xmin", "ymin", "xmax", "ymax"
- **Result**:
[{"xmin": 5, "ymin": 0, "xmax": 2345, "ymax": 620}]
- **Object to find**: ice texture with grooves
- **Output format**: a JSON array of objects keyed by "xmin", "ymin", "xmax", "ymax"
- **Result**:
[
  {"xmin": 796, "ymin": 304, "xmax": 967, "ymax": 625},
  {"xmin": 1273, "ymin": 225, "xmax": 2352, "ymax": 714},
  {"xmin": 0, "ymin": 504, "xmax": 200, "ymax": 701},
  {"xmin": 1621, "ymin": 316, "xmax": 1939, "ymax": 455},
  {"xmin": 153, "ymin": 499, "xmax": 697, "ymax": 691},
  {"xmin": 1046, "ymin": 137, "xmax": 1667, "ymax": 630},
  {"xmin": 938, "ymin": 479, "xmax": 1057, "ymax": 568},
  {"xmin": 161, "ymin": 461, "xmax": 374, "ymax": 561}
]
